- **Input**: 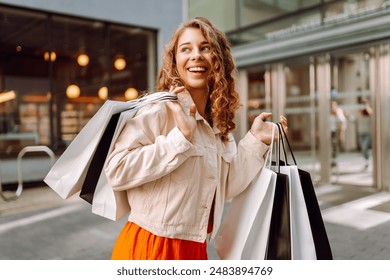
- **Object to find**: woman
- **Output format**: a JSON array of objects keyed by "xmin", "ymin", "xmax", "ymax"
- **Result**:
[
  {"xmin": 330, "ymin": 100, "xmax": 347, "ymax": 167},
  {"xmin": 105, "ymin": 17, "xmax": 287, "ymax": 260}
]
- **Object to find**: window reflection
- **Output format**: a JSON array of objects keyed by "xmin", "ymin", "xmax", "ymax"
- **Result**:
[
  {"xmin": 0, "ymin": 5, "xmax": 155, "ymax": 154},
  {"xmin": 0, "ymin": 7, "xmax": 48, "ymax": 153}
]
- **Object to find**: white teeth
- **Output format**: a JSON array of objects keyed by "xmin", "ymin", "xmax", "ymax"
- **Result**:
[{"xmin": 188, "ymin": 67, "xmax": 206, "ymax": 72}]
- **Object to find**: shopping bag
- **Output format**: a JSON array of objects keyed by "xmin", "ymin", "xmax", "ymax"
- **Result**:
[
  {"xmin": 79, "ymin": 112, "xmax": 121, "ymax": 203},
  {"xmin": 216, "ymin": 166, "xmax": 277, "ymax": 259},
  {"xmin": 278, "ymin": 123, "xmax": 333, "ymax": 259},
  {"xmin": 79, "ymin": 92, "xmax": 177, "ymax": 204},
  {"xmin": 215, "ymin": 124, "xmax": 277, "ymax": 260},
  {"xmin": 90, "ymin": 165, "xmax": 131, "ymax": 221},
  {"xmin": 89, "ymin": 109, "xmax": 139, "ymax": 220},
  {"xmin": 265, "ymin": 171, "xmax": 291, "ymax": 260},
  {"xmin": 266, "ymin": 123, "xmax": 319, "ymax": 259},
  {"xmin": 82, "ymin": 93, "xmax": 177, "ymax": 220},
  {"xmin": 44, "ymin": 92, "xmax": 177, "ymax": 201},
  {"xmin": 44, "ymin": 100, "xmax": 135, "ymax": 199},
  {"xmin": 217, "ymin": 122, "xmax": 332, "ymax": 260}
]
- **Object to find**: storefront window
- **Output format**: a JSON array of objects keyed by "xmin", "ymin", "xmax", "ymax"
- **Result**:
[
  {"xmin": 246, "ymin": 67, "xmax": 269, "ymax": 128},
  {"xmin": 50, "ymin": 16, "xmax": 107, "ymax": 146},
  {"xmin": 109, "ymin": 25, "xmax": 153, "ymax": 101},
  {"xmin": 0, "ymin": 5, "xmax": 156, "ymax": 155},
  {"xmin": 0, "ymin": 7, "xmax": 48, "ymax": 154},
  {"xmin": 284, "ymin": 62, "xmax": 313, "ymax": 150}
]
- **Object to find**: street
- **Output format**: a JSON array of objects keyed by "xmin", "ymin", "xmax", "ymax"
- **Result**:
[{"xmin": 1, "ymin": 183, "xmax": 390, "ymax": 260}]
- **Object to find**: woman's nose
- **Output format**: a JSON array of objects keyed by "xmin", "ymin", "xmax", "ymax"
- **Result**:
[{"xmin": 191, "ymin": 48, "xmax": 204, "ymax": 60}]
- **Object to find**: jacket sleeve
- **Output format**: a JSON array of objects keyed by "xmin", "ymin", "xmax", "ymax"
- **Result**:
[
  {"xmin": 224, "ymin": 131, "xmax": 270, "ymax": 200},
  {"xmin": 104, "ymin": 101, "xmax": 196, "ymax": 191}
]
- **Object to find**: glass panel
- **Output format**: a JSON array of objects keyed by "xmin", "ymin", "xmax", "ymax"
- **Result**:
[
  {"xmin": 246, "ymin": 67, "xmax": 269, "ymax": 128},
  {"xmin": 51, "ymin": 16, "xmax": 107, "ymax": 146},
  {"xmin": 284, "ymin": 61, "xmax": 314, "ymax": 150},
  {"xmin": 0, "ymin": 7, "xmax": 49, "ymax": 155},
  {"xmin": 281, "ymin": 59, "xmax": 320, "ymax": 181},
  {"xmin": 109, "ymin": 25, "xmax": 153, "ymax": 101},
  {"xmin": 329, "ymin": 50, "xmax": 373, "ymax": 186},
  {"xmin": 0, "ymin": 5, "xmax": 157, "ymax": 157}
]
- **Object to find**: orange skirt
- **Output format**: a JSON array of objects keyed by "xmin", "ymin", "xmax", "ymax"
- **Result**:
[{"xmin": 111, "ymin": 222, "xmax": 208, "ymax": 260}]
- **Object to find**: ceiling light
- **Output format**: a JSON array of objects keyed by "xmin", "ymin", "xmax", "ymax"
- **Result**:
[
  {"xmin": 125, "ymin": 88, "xmax": 138, "ymax": 100},
  {"xmin": 114, "ymin": 57, "xmax": 126, "ymax": 71},
  {"xmin": 0, "ymin": 90, "xmax": 16, "ymax": 103},
  {"xmin": 66, "ymin": 84, "xmax": 80, "ymax": 99},
  {"xmin": 98, "ymin": 86, "xmax": 108, "ymax": 100},
  {"xmin": 44, "ymin": 51, "xmax": 56, "ymax": 62},
  {"xmin": 77, "ymin": 53, "xmax": 89, "ymax": 66}
]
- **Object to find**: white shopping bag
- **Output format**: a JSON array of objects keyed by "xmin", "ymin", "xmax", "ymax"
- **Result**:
[
  {"xmin": 44, "ymin": 100, "xmax": 134, "ymax": 199},
  {"xmin": 44, "ymin": 92, "xmax": 177, "ymax": 201},
  {"xmin": 90, "ymin": 109, "xmax": 139, "ymax": 220},
  {"xmin": 215, "ymin": 167, "xmax": 277, "ymax": 260},
  {"xmin": 215, "ymin": 124, "xmax": 277, "ymax": 260},
  {"xmin": 279, "ymin": 165, "xmax": 317, "ymax": 260}
]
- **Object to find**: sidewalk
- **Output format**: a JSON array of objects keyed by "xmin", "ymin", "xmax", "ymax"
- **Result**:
[{"xmin": 1, "ymin": 152, "xmax": 390, "ymax": 260}]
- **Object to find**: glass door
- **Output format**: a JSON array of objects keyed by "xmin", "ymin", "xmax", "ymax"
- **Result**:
[
  {"xmin": 327, "ymin": 50, "xmax": 374, "ymax": 187},
  {"xmin": 282, "ymin": 58, "xmax": 320, "ymax": 183}
]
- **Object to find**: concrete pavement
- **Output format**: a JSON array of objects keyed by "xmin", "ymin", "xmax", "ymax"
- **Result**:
[{"xmin": 0, "ymin": 151, "xmax": 389, "ymax": 260}]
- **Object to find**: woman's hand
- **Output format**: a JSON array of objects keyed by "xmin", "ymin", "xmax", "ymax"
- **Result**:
[
  {"xmin": 250, "ymin": 113, "xmax": 288, "ymax": 145},
  {"xmin": 166, "ymin": 86, "xmax": 197, "ymax": 141}
]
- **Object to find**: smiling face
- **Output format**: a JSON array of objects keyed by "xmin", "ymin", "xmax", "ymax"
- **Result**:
[{"xmin": 175, "ymin": 27, "xmax": 213, "ymax": 95}]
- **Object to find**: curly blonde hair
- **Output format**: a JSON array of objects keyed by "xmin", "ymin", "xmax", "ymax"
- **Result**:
[{"xmin": 156, "ymin": 17, "xmax": 240, "ymax": 142}]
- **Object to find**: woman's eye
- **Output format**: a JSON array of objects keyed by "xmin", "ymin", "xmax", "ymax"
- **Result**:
[{"xmin": 202, "ymin": 46, "xmax": 211, "ymax": 51}]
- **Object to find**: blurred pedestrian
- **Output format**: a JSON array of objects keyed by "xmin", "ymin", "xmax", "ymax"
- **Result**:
[
  {"xmin": 104, "ymin": 17, "xmax": 287, "ymax": 260},
  {"xmin": 356, "ymin": 96, "xmax": 372, "ymax": 169},
  {"xmin": 330, "ymin": 99, "xmax": 347, "ymax": 167}
]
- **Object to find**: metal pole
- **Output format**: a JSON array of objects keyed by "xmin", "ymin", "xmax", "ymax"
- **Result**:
[{"xmin": 0, "ymin": 146, "xmax": 55, "ymax": 201}]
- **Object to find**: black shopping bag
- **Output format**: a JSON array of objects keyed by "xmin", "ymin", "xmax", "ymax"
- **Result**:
[
  {"xmin": 278, "ymin": 123, "xmax": 333, "ymax": 260},
  {"xmin": 266, "ymin": 172, "xmax": 291, "ymax": 260},
  {"xmin": 79, "ymin": 112, "xmax": 121, "ymax": 204}
]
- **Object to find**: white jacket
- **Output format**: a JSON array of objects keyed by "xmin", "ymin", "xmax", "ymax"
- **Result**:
[{"xmin": 104, "ymin": 92, "xmax": 269, "ymax": 242}]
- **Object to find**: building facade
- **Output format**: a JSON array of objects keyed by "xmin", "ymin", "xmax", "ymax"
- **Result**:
[
  {"xmin": 0, "ymin": 0, "xmax": 184, "ymax": 151},
  {"xmin": 1, "ymin": 0, "xmax": 389, "ymax": 192},
  {"xmin": 189, "ymin": 0, "xmax": 390, "ymax": 191},
  {"xmin": 0, "ymin": 0, "xmax": 184, "ymax": 184}
]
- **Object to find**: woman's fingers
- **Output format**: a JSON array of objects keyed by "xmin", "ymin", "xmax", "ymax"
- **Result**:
[
  {"xmin": 169, "ymin": 85, "xmax": 185, "ymax": 94},
  {"xmin": 166, "ymin": 100, "xmax": 197, "ymax": 141},
  {"xmin": 279, "ymin": 115, "xmax": 288, "ymax": 134},
  {"xmin": 259, "ymin": 112, "xmax": 272, "ymax": 121}
]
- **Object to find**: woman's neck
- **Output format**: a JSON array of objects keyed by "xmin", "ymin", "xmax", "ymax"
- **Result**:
[{"xmin": 189, "ymin": 89, "xmax": 209, "ymax": 120}]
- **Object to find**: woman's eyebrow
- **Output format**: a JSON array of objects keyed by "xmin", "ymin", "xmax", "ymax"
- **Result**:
[
  {"xmin": 178, "ymin": 42, "xmax": 190, "ymax": 48},
  {"xmin": 178, "ymin": 41, "xmax": 209, "ymax": 48}
]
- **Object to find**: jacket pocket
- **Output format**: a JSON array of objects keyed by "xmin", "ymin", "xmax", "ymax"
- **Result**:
[{"xmin": 171, "ymin": 148, "xmax": 204, "ymax": 183}]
